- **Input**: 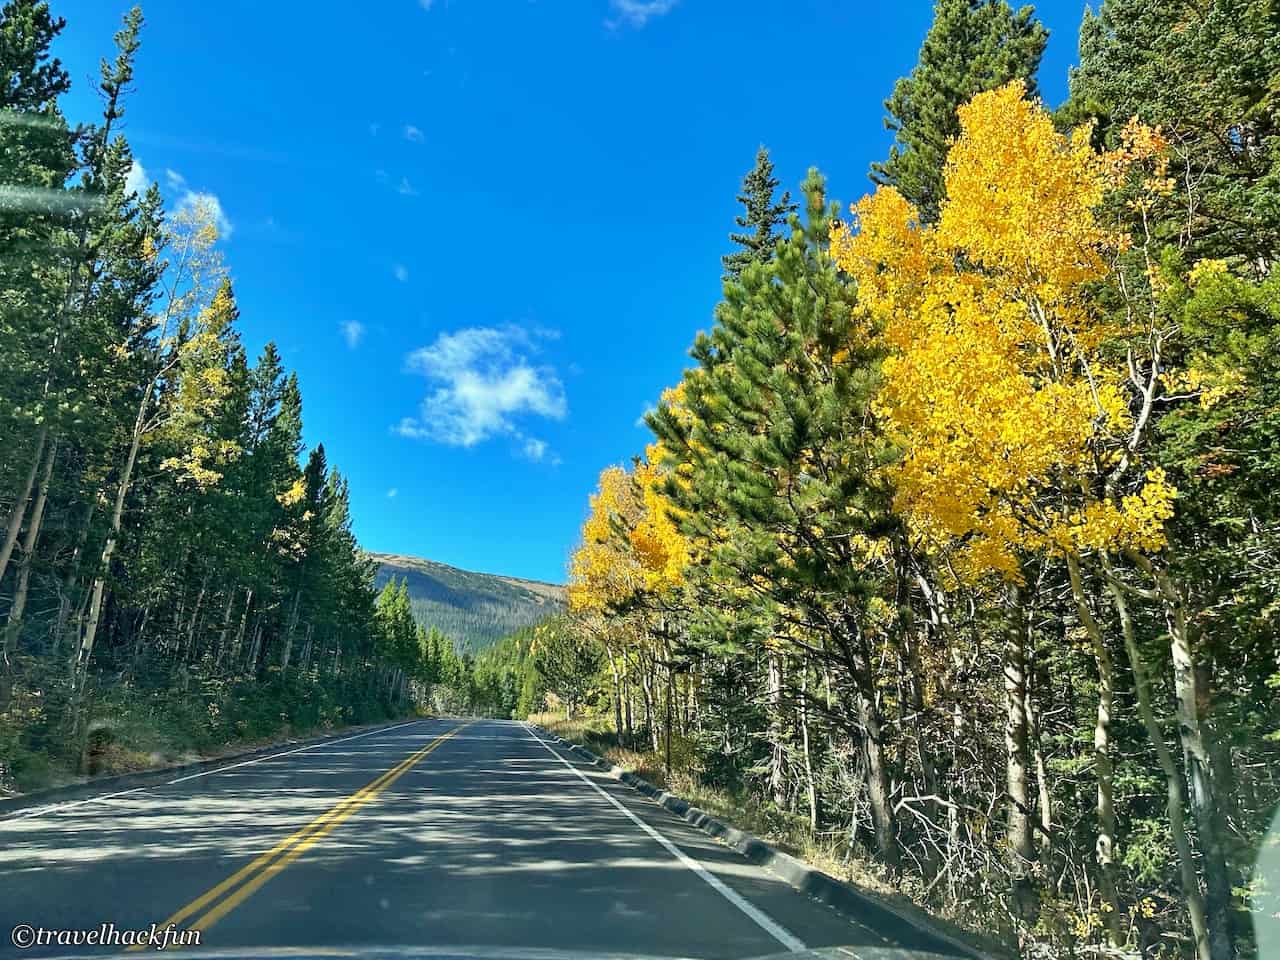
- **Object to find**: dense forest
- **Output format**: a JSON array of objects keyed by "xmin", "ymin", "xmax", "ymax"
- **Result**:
[
  {"xmin": 4, "ymin": 0, "xmax": 1279, "ymax": 957},
  {"xmin": 0, "ymin": 3, "xmax": 454, "ymax": 791},
  {"xmin": 505, "ymin": 1, "xmax": 1280, "ymax": 958}
]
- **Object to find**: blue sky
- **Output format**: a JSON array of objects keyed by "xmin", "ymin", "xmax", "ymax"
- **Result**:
[{"xmin": 54, "ymin": 0, "xmax": 1088, "ymax": 584}]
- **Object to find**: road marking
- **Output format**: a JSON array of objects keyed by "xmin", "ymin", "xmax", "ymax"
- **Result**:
[
  {"xmin": 0, "ymin": 786, "xmax": 151, "ymax": 823},
  {"xmin": 165, "ymin": 718, "xmax": 428, "ymax": 784},
  {"xmin": 0, "ymin": 719, "xmax": 428, "ymax": 824},
  {"xmin": 132, "ymin": 722, "xmax": 468, "ymax": 949},
  {"xmin": 522, "ymin": 723, "xmax": 807, "ymax": 954}
]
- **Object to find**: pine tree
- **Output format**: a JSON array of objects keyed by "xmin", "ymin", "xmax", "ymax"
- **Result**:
[
  {"xmin": 1068, "ymin": 0, "xmax": 1280, "ymax": 268},
  {"xmin": 655, "ymin": 171, "xmax": 905, "ymax": 871},
  {"xmin": 721, "ymin": 146, "xmax": 795, "ymax": 283},
  {"xmin": 870, "ymin": 0, "xmax": 1047, "ymax": 223}
]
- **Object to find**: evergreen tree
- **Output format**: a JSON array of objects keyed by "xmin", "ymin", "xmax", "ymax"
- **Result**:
[
  {"xmin": 1068, "ymin": 0, "xmax": 1280, "ymax": 268},
  {"xmin": 721, "ymin": 146, "xmax": 795, "ymax": 282},
  {"xmin": 870, "ymin": 0, "xmax": 1047, "ymax": 222}
]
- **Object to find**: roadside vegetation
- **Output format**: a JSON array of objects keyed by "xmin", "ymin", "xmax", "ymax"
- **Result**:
[
  {"xmin": 0, "ymin": 3, "xmax": 439, "ymax": 793},
  {"xmin": 481, "ymin": 2, "xmax": 1280, "ymax": 959}
]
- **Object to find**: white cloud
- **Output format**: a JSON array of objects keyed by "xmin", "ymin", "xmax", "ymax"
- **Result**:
[
  {"xmin": 387, "ymin": 487, "xmax": 399, "ymax": 498},
  {"xmin": 403, "ymin": 125, "xmax": 425, "ymax": 143},
  {"xmin": 397, "ymin": 325, "xmax": 566, "ymax": 449},
  {"xmin": 176, "ymin": 190, "xmax": 234, "ymax": 240},
  {"xmin": 125, "ymin": 159, "xmax": 149, "ymax": 198},
  {"xmin": 163, "ymin": 167, "xmax": 233, "ymax": 240},
  {"xmin": 341, "ymin": 320, "xmax": 365, "ymax": 349},
  {"xmin": 522, "ymin": 437, "xmax": 548, "ymax": 461},
  {"xmin": 393, "ymin": 264, "xmax": 409, "ymax": 282},
  {"xmin": 397, "ymin": 177, "xmax": 418, "ymax": 196},
  {"xmin": 607, "ymin": 0, "xmax": 677, "ymax": 29}
]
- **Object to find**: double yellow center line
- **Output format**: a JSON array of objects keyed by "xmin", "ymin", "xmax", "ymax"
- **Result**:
[{"xmin": 134, "ymin": 722, "xmax": 467, "ymax": 949}]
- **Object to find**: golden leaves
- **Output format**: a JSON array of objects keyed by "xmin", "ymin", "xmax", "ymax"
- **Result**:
[{"xmin": 830, "ymin": 81, "xmax": 1178, "ymax": 578}]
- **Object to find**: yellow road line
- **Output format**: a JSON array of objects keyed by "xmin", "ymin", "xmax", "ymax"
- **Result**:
[{"xmin": 134, "ymin": 723, "xmax": 466, "ymax": 950}]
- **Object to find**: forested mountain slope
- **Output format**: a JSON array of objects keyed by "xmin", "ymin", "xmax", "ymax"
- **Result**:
[{"xmin": 370, "ymin": 553, "xmax": 565, "ymax": 651}]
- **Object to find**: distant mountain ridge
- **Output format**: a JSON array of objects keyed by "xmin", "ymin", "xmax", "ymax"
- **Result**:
[{"xmin": 369, "ymin": 552, "xmax": 565, "ymax": 652}]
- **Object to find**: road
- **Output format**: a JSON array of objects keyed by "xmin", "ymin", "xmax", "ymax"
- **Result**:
[{"xmin": 1, "ymin": 719, "xmax": 962, "ymax": 960}]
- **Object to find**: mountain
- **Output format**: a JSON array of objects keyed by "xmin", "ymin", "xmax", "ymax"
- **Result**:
[{"xmin": 369, "ymin": 552, "xmax": 566, "ymax": 652}]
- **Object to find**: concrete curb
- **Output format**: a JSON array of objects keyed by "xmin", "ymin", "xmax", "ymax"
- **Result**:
[
  {"xmin": 532, "ymin": 725, "xmax": 995, "ymax": 960},
  {"xmin": 0, "ymin": 716, "xmax": 425, "ymax": 820}
]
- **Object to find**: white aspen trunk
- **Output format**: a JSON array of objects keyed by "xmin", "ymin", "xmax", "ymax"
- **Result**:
[
  {"xmin": 1107, "ymin": 574, "xmax": 1212, "ymax": 960},
  {"xmin": 229, "ymin": 588, "xmax": 253, "ymax": 666},
  {"xmin": 800, "ymin": 667, "xmax": 818, "ymax": 833},
  {"xmin": 1065, "ymin": 554, "xmax": 1121, "ymax": 938},
  {"xmin": 2, "ymin": 439, "xmax": 56, "ymax": 667},
  {"xmin": 183, "ymin": 576, "xmax": 209, "ymax": 662},
  {"xmin": 280, "ymin": 589, "xmax": 302, "ymax": 671},
  {"xmin": 74, "ymin": 425, "xmax": 143, "ymax": 681},
  {"xmin": 213, "ymin": 588, "xmax": 236, "ymax": 666},
  {"xmin": 767, "ymin": 649, "xmax": 786, "ymax": 808},
  {"xmin": 0, "ymin": 426, "xmax": 47, "ymax": 588}
]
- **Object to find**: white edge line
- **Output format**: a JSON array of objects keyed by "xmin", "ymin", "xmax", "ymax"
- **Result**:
[
  {"xmin": 522, "ymin": 721, "xmax": 806, "ymax": 954},
  {"xmin": 165, "ymin": 718, "xmax": 427, "ymax": 784},
  {"xmin": 2, "ymin": 718, "xmax": 429, "ymax": 823}
]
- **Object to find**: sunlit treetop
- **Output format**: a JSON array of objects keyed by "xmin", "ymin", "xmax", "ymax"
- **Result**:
[{"xmin": 831, "ymin": 81, "xmax": 1177, "ymax": 581}]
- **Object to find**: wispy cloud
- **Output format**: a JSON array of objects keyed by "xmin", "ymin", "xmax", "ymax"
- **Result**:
[
  {"xmin": 397, "ymin": 325, "xmax": 566, "ymax": 450},
  {"xmin": 341, "ymin": 320, "xmax": 365, "ymax": 349},
  {"xmin": 125, "ymin": 159, "xmax": 149, "ymax": 197},
  {"xmin": 164, "ymin": 167, "xmax": 233, "ymax": 239},
  {"xmin": 397, "ymin": 177, "xmax": 418, "ymax": 196},
  {"xmin": 387, "ymin": 487, "xmax": 399, "ymax": 498},
  {"xmin": 176, "ymin": 189, "xmax": 234, "ymax": 240},
  {"xmin": 418, "ymin": 0, "xmax": 433, "ymax": 8},
  {"xmin": 403, "ymin": 125, "xmax": 425, "ymax": 143},
  {"xmin": 393, "ymin": 264, "xmax": 409, "ymax": 282},
  {"xmin": 607, "ymin": 0, "xmax": 678, "ymax": 29}
]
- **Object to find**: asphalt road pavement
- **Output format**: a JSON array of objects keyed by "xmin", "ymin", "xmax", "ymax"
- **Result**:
[{"xmin": 0, "ymin": 719, "xmax": 965, "ymax": 960}]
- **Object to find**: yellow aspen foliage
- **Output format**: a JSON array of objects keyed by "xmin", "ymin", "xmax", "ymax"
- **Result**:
[
  {"xmin": 568, "ymin": 443, "xmax": 692, "ymax": 612},
  {"xmin": 830, "ymin": 80, "xmax": 1177, "ymax": 579},
  {"xmin": 632, "ymin": 449, "xmax": 690, "ymax": 594},
  {"xmin": 568, "ymin": 466, "xmax": 644, "ymax": 614}
]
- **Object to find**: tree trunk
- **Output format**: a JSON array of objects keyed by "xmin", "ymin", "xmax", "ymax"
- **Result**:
[
  {"xmin": 0, "ymin": 426, "xmax": 47, "ymax": 589},
  {"xmin": 623, "ymin": 658, "xmax": 634, "ymax": 747},
  {"xmin": 2, "ymin": 439, "xmax": 56, "ymax": 670},
  {"xmin": 212, "ymin": 588, "xmax": 236, "ymax": 667},
  {"xmin": 799, "ymin": 666, "xmax": 819, "ymax": 833},
  {"xmin": 605, "ymin": 643, "xmax": 624, "ymax": 740},
  {"xmin": 229, "ymin": 588, "xmax": 253, "ymax": 667},
  {"xmin": 1141, "ymin": 559, "xmax": 1235, "ymax": 960},
  {"xmin": 767, "ymin": 649, "xmax": 786, "ymax": 808},
  {"xmin": 183, "ymin": 577, "xmax": 209, "ymax": 662},
  {"xmin": 54, "ymin": 497, "xmax": 96, "ymax": 657},
  {"xmin": 1107, "ymin": 573, "xmax": 1212, "ymax": 960},
  {"xmin": 902, "ymin": 623, "xmax": 943, "ymax": 882},
  {"xmin": 857, "ymin": 676, "xmax": 899, "ymax": 874},
  {"xmin": 1003, "ymin": 582, "xmax": 1037, "ymax": 920},
  {"xmin": 75, "ymin": 428, "xmax": 143, "ymax": 682},
  {"xmin": 640, "ymin": 661, "xmax": 658, "ymax": 752},
  {"xmin": 1065, "ymin": 554, "xmax": 1121, "ymax": 938},
  {"xmin": 280, "ymin": 590, "xmax": 302, "ymax": 672},
  {"xmin": 246, "ymin": 620, "xmax": 263, "ymax": 674}
]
